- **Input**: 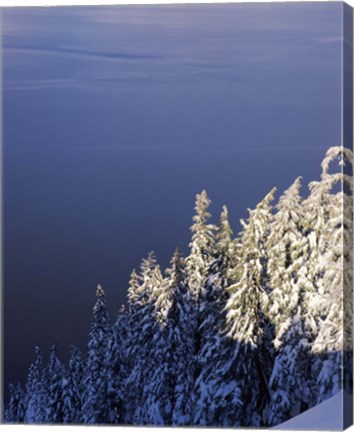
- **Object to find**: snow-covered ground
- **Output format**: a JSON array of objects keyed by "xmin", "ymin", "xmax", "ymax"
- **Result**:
[{"xmin": 275, "ymin": 391, "xmax": 353, "ymax": 430}]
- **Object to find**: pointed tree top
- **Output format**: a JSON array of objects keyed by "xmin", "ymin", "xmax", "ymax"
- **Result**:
[
  {"xmin": 147, "ymin": 250, "xmax": 156, "ymax": 261},
  {"xmin": 292, "ymin": 176, "xmax": 302, "ymax": 190},
  {"xmin": 217, "ymin": 204, "xmax": 233, "ymax": 250},
  {"xmin": 192, "ymin": 190, "xmax": 212, "ymax": 217},
  {"xmin": 96, "ymin": 284, "xmax": 105, "ymax": 298},
  {"xmin": 129, "ymin": 268, "xmax": 139, "ymax": 286},
  {"xmin": 168, "ymin": 247, "xmax": 184, "ymax": 267},
  {"xmin": 261, "ymin": 186, "xmax": 277, "ymax": 206},
  {"xmin": 191, "ymin": 189, "xmax": 215, "ymax": 232},
  {"xmin": 219, "ymin": 205, "xmax": 232, "ymax": 230},
  {"xmin": 276, "ymin": 177, "xmax": 302, "ymax": 209},
  {"xmin": 246, "ymin": 187, "xmax": 276, "ymax": 219},
  {"xmin": 140, "ymin": 251, "xmax": 157, "ymax": 276},
  {"xmin": 196, "ymin": 190, "xmax": 211, "ymax": 206},
  {"xmin": 68, "ymin": 344, "xmax": 81, "ymax": 356},
  {"xmin": 321, "ymin": 146, "xmax": 353, "ymax": 177},
  {"xmin": 221, "ymin": 204, "xmax": 229, "ymax": 218}
]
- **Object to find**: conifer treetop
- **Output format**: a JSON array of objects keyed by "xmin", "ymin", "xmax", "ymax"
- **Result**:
[
  {"xmin": 96, "ymin": 284, "xmax": 105, "ymax": 298},
  {"xmin": 217, "ymin": 205, "xmax": 233, "ymax": 251},
  {"xmin": 321, "ymin": 146, "xmax": 353, "ymax": 178}
]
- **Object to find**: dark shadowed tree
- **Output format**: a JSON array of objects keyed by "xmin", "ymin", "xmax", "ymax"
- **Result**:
[
  {"xmin": 62, "ymin": 345, "xmax": 84, "ymax": 424},
  {"xmin": 82, "ymin": 284, "xmax": 113, "ymax": 424}
]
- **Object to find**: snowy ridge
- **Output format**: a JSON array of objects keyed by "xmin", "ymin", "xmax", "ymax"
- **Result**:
[{"xmin": 275, "ymin": 391, "xmax": 353, "ymax": 430}]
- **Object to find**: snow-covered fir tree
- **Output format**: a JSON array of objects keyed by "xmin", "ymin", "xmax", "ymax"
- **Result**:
[
  {"xmin": 192, "ymin": 206, "xmax": 235, "ymax": 426},
  {"xmin": 149, "ymin": 264, "xmax": 169, "ymax": 323},
  {"xmin": 265, "ymin": 178, "xmax": 316, "ymax": 413},
  {"xmin": 4, "ymin": 383, "xmax": 26, "ymax": 423},
  {"xmin": 167, "ymin": 249, "xmax": 196, "ymax": 426},
  {"xmin": 185, "ymin": 190, "xmax": 217, "ymax": 301},
  {"xmin": 45, "ymin": 344, "xmax": 65, "ymax": 423},
  {"xmin": 219, "ymin": 188, "xmax": 276, "ymax": 426},
  {"xmin": 184, "ymin": 192, "xmax": 223, "ymax": 425},
  {"xmin": 126, "ymin": 268, "xmax": 140, "ymax": 304},
  {"xmin": 124, "ymin": 253, "xmax": 160, "ymax": 424},
  {"xmin": 24, "ymin": 347, "xmax": 47, "ymax": 424},
  {"xmin": 267, "ymin": 308, "xmax": 310, "ymax": 426},
  {"xmin": 139, "ymin": 321, "xmax": 174, "ymax": 425},
  {"xmin": 310, "ymin": 146, "xmax": 353, "ymax": 404},
  {"xmin": 139, "ymin": 249, "xmax": 188, "ymax": 425},
  {"xmin": 62, "ymin": 345, "xmax": 84, "ymax": 424},
  {"xmin": 82, "ymin": 284, "xmax": 114, "ymax": 424},
  {"xmin": 266, "ymin": 177, "xmax": 306, "ymax": 329},
  {"xmin": 216, "ymin": 205, "xmax": 236, "ymax": 279},
  {"xmin": 191, "ymin": 263, "xmax": 231, "ymax": 426},
  {"xmin": 105, "ymin": 305, "xmax": 130, "ymax": 424}
]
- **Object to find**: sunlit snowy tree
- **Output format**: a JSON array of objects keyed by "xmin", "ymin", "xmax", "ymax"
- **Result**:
[
  {"xmin": 220, "ymin": 188, "xmax": 276, "ymax": 426},
  {"xmin": 266, "ymin": 178, "xmax": 305, "ymax": 329},
  {"xmin": 124, "ymin": 253, "xmax": 160, "ymax": 424},
  {"xmin": 311, "ymin": 146, "xmax": 353, "ymax": 404},
  {"xmin": 216, "ymin": 205, "xmax": 236, "ymax": 279},
  {"xmin": 186, "ymin": 190, "xmax": 217, "ymax": 301}
]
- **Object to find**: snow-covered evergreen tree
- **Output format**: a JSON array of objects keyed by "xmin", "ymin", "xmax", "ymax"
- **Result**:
[
  {"xmin": 62, "ymin": 345, "xmax": 84, "ymax": 424},
  {"xmin": 167, "ymin": 249, "xmax": 196, "ymax": 426},
  {"xmin": 266, "ymin": 178, "xmax": 306, "ymax": 329},
  {"xmin": 149, "ymin": 264, "xmax": 168, "ymax": 323},
  {"xmin": 222, "ymin": 188, "xmax": 276, "ymax": 426},
  {"xmin": 127, "ymin": 269, "xmax": 140, "ymax": 304},
  {"xmin": 124, "ymin": 253, "xmax": 160, "ymax": 424},
  {"xmin": 186, "ymin": 190, "xmax": 217, "ymax": 301},
  {"xmin": 192, "ymin": 206, "xmax": 241, "ymax": 426},
  {"xmin": 4, "ymin": 383, "xmax": 26, "ymax": 423},
  {"xmin": 105, "ymin": 306, "xmax": 129, "ymax": 424},
  {"xmin": 216, "ymin": 205, "xmax": 236, "ymax": 279},
  {"xmin": 24, "ymin": 347, "xmax": 47, "ymax": 424},
  {"xmin": 139, "ymin": 249, "xmax": 187, "ymax": 425},
  {"xmin": 267, "ymin": 309, "xmax": 311, "ymax": 426},
  {"xmin": 191, "ymin": 259, "xmax": 231, "ymax": 426},
  {"xmin": 140, "ymin": 322, "xmax": 174, "ymax": 425},
  {"xmin": 192, "ymin": 206, "xmax": 234, "ymax": 427},
  {"xmin": 266, "ymin": 178, "xmax": 317, "ymax": 410},
  {"xmin": 311, "ymin": 146, "xmax": 353, "ymax": 404},
  {"xmin": 45, "ymin": 344, "xmax": 65, "ymax": 423},
  {"xmin": 303, "ymin": 148, "xmax": 352, "ymax": 324},
  {"xmin": 82, "ymin": 284, "xmax": 114, "ymax": 424},
  {"xmin": 183, "ymin": 192, "xmax": 221, "ymax": 424}
]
